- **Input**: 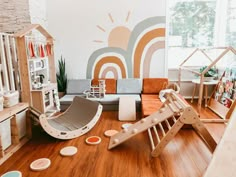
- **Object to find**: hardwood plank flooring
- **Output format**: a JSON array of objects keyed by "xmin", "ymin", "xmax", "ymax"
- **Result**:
[{"xmin": 0, "ymin": 100, "xmax": 226, "ymax": 177}]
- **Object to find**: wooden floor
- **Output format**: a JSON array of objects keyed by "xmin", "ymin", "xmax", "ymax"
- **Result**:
[{"xmin": 0, "ymin": 100, "xmax": 226, "ymax": 177}]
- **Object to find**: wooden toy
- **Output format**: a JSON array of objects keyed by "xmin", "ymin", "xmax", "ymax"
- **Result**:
[
  {"xmin": 119, "ymin": 96, "xmax": 136, "ymax": 121},
  {"xmin": 108, "ymin": 91, "xmax": 217, "ymax": 157},
  {"xmin": 60, "ymin": 146, "xmax": 78, "ymax": 156},
  {"xmin": 30, "ymin": 158, "xmax": 51, "ymax": 171},
  {"xmin": 84, "ymin": 80, "xmax": 106, "ymax": 98},
  {"xmin": 104, "ymin": 130, "xmax": 118, "ymax": 137},
  {"xmin": 85, "ymin": 136, "xmax": 101, "ymax": 145},
  {"xmin": 1, "ymin": 171, "xmax": 22, "ymax": 177},
  {"xmin": 39, "ymin": 96, "xmax": 103, "ymax": 139}
]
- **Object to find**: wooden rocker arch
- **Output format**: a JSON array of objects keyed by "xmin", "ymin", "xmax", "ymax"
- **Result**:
[{"xmin": 39, "ymin": 96, "xmax": 103, "ymax": 139}]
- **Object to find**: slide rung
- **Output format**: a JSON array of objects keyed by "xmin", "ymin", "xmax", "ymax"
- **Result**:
[
  {"xmin": 173, "ymin": 101, "xmax": 183, "ymax": 111},
  {"xmin": 168, "ymin": 103, "xmax": 179, "ymax": 113},
  {"xmin": 148, "ymin": 128, "xmax": 155, "ymax": 150},
  {"xmin": 172, "ymin": 116, "xmax": 177, "ymax": 123},
  {"xmin": 158, "ymin": 123, "xmax": 166, "ymax": 136},
  {"xmin": 152, "ymin": 126, "xmax": 160, "ymax": 143},
  {"xmin": 165, "ymin": 119, "xmax": 171, "ymax": 130}
]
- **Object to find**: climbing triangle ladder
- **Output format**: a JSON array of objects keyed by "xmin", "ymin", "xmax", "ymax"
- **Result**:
[{"xmin": 108, "ymin": 91, "xmax": 217, "ymax": 157}]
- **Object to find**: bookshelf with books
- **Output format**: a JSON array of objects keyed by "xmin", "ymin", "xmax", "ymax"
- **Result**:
[{"xmin": 208, "ymin": 63, "xmax": 236, "ymax": 119}]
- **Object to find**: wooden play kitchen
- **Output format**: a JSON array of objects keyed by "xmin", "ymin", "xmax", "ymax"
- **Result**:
[{"xmin": 14, "ymin": 24, "xmax": 59, "ymax": 115}]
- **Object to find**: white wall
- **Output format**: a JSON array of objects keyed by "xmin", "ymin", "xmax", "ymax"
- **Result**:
[
  {"xmin": 29, "ymin": 0, "xmax": 47, "ymax": 28},
  {"xmin": 47, "ymin": 0, "xmax": 166, "ymax": 79}
]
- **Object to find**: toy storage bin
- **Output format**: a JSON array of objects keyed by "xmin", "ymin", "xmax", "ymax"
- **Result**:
[
  {"xmin": 16, "ymin": 110, "xmax": 27, "ymax": 139},
  {"xmin": 3, "ymin": 91, "xmax": 19, "ymax": 108},
  {"xmin": 0, "ymin": 118, "xmax": 12, "ymax": 150}
]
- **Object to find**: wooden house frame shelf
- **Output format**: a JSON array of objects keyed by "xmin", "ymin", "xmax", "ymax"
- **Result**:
[
  {"xmin": 178, "ymin": 46, "xmax": 236, "ymax": 120},
  {"xmin": 14, "ymin": 24, "xmax": 58, "ymax": 114}
]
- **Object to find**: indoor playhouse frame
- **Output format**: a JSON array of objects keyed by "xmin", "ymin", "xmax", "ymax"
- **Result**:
[{"xmin": 178, "ymin": 46, "xmax": 236, "ymax": 120}]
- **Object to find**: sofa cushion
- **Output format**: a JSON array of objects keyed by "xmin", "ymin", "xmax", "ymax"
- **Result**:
[
  {"xmin": 141, "ymin": 94, "xmax": 159, "ymax": 101},
  {"xmin": 117, "ymin": 78, "xmax": 142, "ymax": 94},
  {"xmin": 92, "ymin": 78, "xmax": 116, "ymax": 94},
  {"xmin": 142, "ymin": 78, "xmax": 168, "ymax": 94},
  {"xmin": 67, "ymin": 79, "xmax": 91, "ymax": 94},
  {"xmin": 141, "ymin": 100, "xmax": 163, "ymax": 117}
]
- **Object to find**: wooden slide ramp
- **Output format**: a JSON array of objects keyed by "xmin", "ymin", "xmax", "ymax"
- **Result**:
[{"xmin": 108, "ymin": 92, "xmax": 217, "ymax": 157}]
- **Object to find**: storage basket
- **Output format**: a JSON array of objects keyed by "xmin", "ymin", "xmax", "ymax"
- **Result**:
[
  {"xmin": 0, "ymin": 118, "xmax": 12, "ymax": 150},
  {"xmin": 16, "ymin": 110, "xmax": 27, "ymax": 139},
  {"xmin": 3, "ymin": 91, "xmax": 19, "ymax": 108}
]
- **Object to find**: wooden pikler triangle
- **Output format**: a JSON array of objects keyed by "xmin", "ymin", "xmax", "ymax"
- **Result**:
[{"xmin": 108, "ymin": 91, "xmax": 217, "ymax": 157}]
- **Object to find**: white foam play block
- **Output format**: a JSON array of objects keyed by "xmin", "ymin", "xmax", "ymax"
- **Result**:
[{"xmin": 118, "ymin": 96, "xmax": 136, "ymax": 121}]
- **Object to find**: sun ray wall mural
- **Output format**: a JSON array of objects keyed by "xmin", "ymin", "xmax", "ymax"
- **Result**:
[{"xmin": 87, "ymin": 15, "xmax": 165, "ymax": 79}]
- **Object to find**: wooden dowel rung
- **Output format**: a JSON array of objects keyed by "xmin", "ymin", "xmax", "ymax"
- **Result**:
[
  {"xmin": 172, "ymin": 116, "xmax": 177, "ymax": 123},
  {"xmin": 165, "ymin": 119, "xmax": 171, "ymax": 130},
  {"xmin": 152, "ymin": 126, "xmax": 160, "ymax": 143},
  {"xmin": 148, "ymin": 128, "xmax": 155, "ymax": 150},
  {"xmin": 171, "ymin": 92, "xmax": 189, "ymax": 108},
  {"xmin": 158, "ymin": 123, "xmax": 166, "ymax": 136},
  {"xmin": 168, "ymin": 103, "xmax": 179, "ymax": 113},
  {"xmin": 173, "ymin": 101, "xmax": 183, "ymax": 111}
]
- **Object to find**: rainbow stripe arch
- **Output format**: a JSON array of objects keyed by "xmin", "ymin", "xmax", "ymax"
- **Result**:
[{"xmin": 86, "ymin": 16, "xmax": 165, "ymax": 79}]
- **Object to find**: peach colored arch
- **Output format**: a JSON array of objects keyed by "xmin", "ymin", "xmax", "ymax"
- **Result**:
[
  {"xmin": 133, "ymin": 28, "xmax": 165, "ymax": 78},
  {"xmin": 143, "ymin": 41, "xmax": 165, "ymax": 78},
  {"xmin": 93, "ymin": 56, "xmax": 126, "ymax": 79},
  {"xmin": 101, "ymin": 66, "xmax": 119, "ymax": 79}
]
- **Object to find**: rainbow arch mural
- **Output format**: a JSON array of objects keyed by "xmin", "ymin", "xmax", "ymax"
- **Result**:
[{"xmin": 86, "ymin": 16, "xmax": 165, "ymax": 79}]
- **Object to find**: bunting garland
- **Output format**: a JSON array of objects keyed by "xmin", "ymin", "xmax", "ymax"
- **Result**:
[{"xmin": 26, "ymin": 40, "xmax": 53, "ymax": 59}]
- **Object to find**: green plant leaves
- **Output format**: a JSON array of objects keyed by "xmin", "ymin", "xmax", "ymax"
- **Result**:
[
  {"xmin": 199, "ymin": 66, "xmax": 217, "ymax": 77},
  {"xmin": 56, "ymin": 56, "xmax": 67, "ymax": 92}
]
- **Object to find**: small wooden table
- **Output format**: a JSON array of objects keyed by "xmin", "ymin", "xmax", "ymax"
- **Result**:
[{"xmin": 191, "ymin": 79, "xmax": 218, "ymax": 107}]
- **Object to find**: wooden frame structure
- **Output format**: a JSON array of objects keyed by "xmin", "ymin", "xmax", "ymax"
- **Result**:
[
  {"xmin": 178, "ymin": 47, "xmax": 236, "ymax": 119},
  {"xmin": 109, "ymin": 91, "xmax": 217, "ymax": 157},
  {"xmin": 0, "ymin": 33, "xmax": 19, "ymax": 93},
  {"xmin": 0, "ymin": 32, "xmax": 31, "ymax": 165},
  {"xmin": 14, "ymin": 24, "xmax": 58, "ymax": 114}
]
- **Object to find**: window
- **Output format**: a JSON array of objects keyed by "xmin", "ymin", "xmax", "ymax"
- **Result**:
[{"xmin": 168, "ymin": 0, "xmax": 236, "ymax": 69}]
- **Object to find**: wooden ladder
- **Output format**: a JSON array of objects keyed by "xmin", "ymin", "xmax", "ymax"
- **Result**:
[{"xmin": 108, "ymin": 92, "xmax": 217, "ymax": 157}]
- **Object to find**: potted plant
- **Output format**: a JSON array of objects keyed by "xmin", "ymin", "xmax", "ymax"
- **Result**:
[
  {"xmin": 56, "ymin": 56, "xmax": 67, "ymax": 98},
  {"xmin": 199, "ymin": 66, "xmax": 217, "ymax": 81}
]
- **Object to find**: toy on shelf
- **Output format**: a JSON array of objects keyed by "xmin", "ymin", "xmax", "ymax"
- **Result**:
[
  {"xmin": 108, "ymin": 91, "xmax": 216, "ymax": 157},
  {"xmin": 83, "ymin": 80, "xmax": 106, "ymax": 98}
]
